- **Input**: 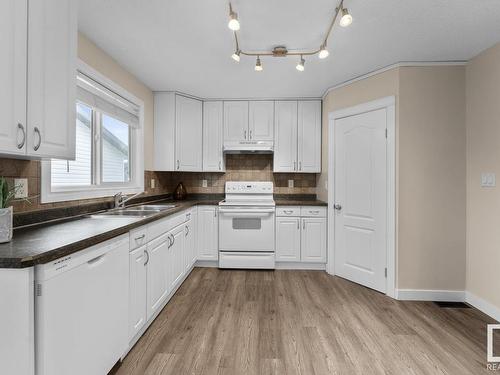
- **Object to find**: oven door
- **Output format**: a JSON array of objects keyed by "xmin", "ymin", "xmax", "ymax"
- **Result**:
[{"xmin": 218, "ymin": 207, "xmax": 275, "ymax": 252}]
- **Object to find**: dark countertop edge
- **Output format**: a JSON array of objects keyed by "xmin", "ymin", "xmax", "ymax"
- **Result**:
[
  {"xmin": 3, "ymin": 199, "xmax": 221, "ymax": 269},
  {"xmin": 3, "ymin": 195, "xmax": 325, "ymax": 269}
]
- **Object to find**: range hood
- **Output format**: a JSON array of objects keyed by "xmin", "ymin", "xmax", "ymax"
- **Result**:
[{"xmin": 223, "ymin": 140, "xmax": 274, "ymax": 153}]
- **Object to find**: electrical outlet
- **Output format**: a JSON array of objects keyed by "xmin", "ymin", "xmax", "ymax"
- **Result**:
[
  {"xmin": 202, "ymin": 179, "xmax": 208, "ymax": 188},
  {"xmin": 481, "ymin": 173, "xmax": 496, "ymax": 187},
  {"xmin": 288, "ymin": 179, "xmax": 294, "ymax": 188},
  {"xmin": 150, "ymin": 179, "xmax": 156, "ymax": 189},
  {"xmin": 14, "ymin": 178, "xmax": 28, "ymax": 199}
]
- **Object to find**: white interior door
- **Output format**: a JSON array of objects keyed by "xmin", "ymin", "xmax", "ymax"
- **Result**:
[{"xmin": 334, "ymin": 108, "xmax": 387, "ymax": 293}]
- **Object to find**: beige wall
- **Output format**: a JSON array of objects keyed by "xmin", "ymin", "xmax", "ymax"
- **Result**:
[
  {"xmin": 320, "ymin": 66, "xmax": 467, "ymax": 291},
  {"xmin": 466, "ymin": 42, "xmax": 500, "ymax": 310},
  {"xmin": 78, "ymin": 33, "xmax": 155, "ymax": 170},
  {"xmin": 398, "ymin": 66, "xmax": 466, "ymax": 290}
]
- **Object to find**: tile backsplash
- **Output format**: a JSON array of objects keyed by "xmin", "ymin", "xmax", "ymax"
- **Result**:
[{"xmin": 0, "ymin": 154, "xmax": 317, "ymax": 213}]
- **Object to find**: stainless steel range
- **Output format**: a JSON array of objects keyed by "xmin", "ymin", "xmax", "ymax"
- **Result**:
[{"xmin": 218, "ymin": 181, "xmax": 275, "ymax": 269}]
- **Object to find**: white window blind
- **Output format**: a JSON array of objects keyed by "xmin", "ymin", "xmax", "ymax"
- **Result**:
[{"xmin": 76, "ymin": 71, "xmax": 140, "ymax": 128}]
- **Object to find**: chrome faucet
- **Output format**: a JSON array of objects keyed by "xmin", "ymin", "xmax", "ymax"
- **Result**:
[{"xmin": 113, "ymin": 191, "xmax": 144, "ymax": 209}]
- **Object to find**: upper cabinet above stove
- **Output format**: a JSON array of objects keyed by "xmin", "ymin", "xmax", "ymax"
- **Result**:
[{"xmin": 0, "ymin": 0, "xmax": 77, "ymax": 159}]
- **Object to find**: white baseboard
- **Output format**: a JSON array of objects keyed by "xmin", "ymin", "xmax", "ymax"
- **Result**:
[
  {"xmin": 195, "ymin": 260, "xmax": 219, "ymax": 268},
  {"xmin": 465, "ymin": 292, "xmax": 500, "ymax": 322},
  {"xmin": 395, "ymin": 289, "xmax": 465, "ymax": 302},
  {"xmin": 275, "ymin": 262, "xmax": 326, "ymax": 270}
]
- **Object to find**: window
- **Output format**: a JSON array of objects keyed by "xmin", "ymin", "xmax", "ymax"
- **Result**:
[{"xmin": 41, "ymin": 61, "xmax": 144, "ymax": 203}]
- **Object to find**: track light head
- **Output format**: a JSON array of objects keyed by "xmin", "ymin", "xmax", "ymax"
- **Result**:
[
  {"xmin": 231, "ymin": 50, "xmax": 241, "ymax": 62},
  {"xmin": 340, "ymin": 8, "xmax": 353, "ymax": 27},
  {"xmin": 228, "ymin": 10, "xmax": 240, "ymax": 31},
  {"xmin": 296, "ymin": 56, "xmax": 305, "ymax": 71},
  {"xmin": 319, "ymin": 44, "xmax": 329, "ymax": 59},
  {"xmin": 255, "ymin": 56, "xmax": 263, "ymax": 71}
]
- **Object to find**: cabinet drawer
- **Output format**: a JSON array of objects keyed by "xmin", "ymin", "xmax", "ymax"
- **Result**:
[
  {"xmin": 130, "ymin": 226, "xmax": 148, "ymax": 250},
  {"xmin": 148, "ymin": 213, "xmax": 184, "ymax": 241},
  {"xmin": 300, "ymin": 206, "xmax": 327, "ymax": 217},
  {"xmin": 276, "ymin": 207, "xmax": 301, "ymax": 217}
]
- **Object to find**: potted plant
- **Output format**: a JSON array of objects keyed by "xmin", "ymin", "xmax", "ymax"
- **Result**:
[{"xmin": 0, "ymin": 177, "xmax": 21, "ymax": 243}]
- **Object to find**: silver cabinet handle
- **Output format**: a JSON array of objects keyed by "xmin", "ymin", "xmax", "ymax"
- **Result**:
[
  {"xmin": 167, "ymin": 235, "xmax": 172, "ymax": 248},
  {"xmin": 171, "ymin": 233, "xmax": 175, "ymax": 246},
  {"xmin": 309, "ymin": 210, "xmax": 320, "ymax": 214},
  {"xmin": 144, "ymin": 249, "xmax": 150, "ymax": 266},
  {"xmin": 299, "ymin": 161, "xmax": 302, "ymax": 171},
  {"xmin": 185, "ymin": 225, "xmax": 189, "ymax": 237},
  {"xmin": 334, "ymin": 204, "xmax": 342, "ymax": 211},
  {"xmin": 219, "ymin": 161, "xmax": 221, "ymax": 170},
  {"xmin": 17, "ymin": 123, "xmax": 26, "ymax": 149},
  {"xmin": 33, "ymin": 126, "xmax": 41, "ymax": 151},
  {"xmin": 176, "ymin": 160, "xmax": 180, "ymax": 170},
  {"xmin": 303, "ymin": 220, "xmax": 305, "ymax": 229},
  {"xmin": 214, "ymin": 209, "xmax": 217, "ymax": 218},
  {"xmin": 297, "ymin": 219, "xmax": 299, "ymax": 230},
  {"xmin": 283, "ymin": 210, "xmax": 293, "ymax": 215},
  {"xmin": 135, "ymin": 234, "xmax": 146, "ymax": 241},
  {"xmin": 293, "ymin": 161, "xmax": 296, "ymax": 171},
  {"xmin": 249, "ymin": 130, "xmax": 252, "ymax": 139},
  {"xmin": 244, "ymin": 130, "xmax": 247, "ymax": 140}
]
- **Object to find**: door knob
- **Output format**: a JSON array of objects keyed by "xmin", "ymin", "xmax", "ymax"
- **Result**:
[{"xmin": 334, "ymin": 204, "xmax": 342, "ymax": 211}]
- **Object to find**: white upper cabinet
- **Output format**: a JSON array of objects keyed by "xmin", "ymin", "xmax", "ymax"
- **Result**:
[
  {"xmin": 175, "ymin": 95, "xmax": 203, "ymax": 171},
  {"xmin": 0, "ymin": 0, "xmax": 76, "ymax": 159},
  {"xmin": 224, "ymin": 101, "xmax": 249, "ymax": 142},
  {"xmin": 274, "ymin": 101, "xmax": 298, "ymax": 172},
  {"xmin": 27, "ymin": 0, "xmax": 77, "ymax": 159},
  {"xmin": 274, "ymin": 100, "xmax": 321, "ymax": 173},
  {"xmin": 0, "ymin": 0, "xmax": 27, "ymax": 156},
  {"xmin": 249, "ymin": 101, "xmax": 274, "ymax": 141},
  {"xmin": 154, "ymin": 92, "xmax": 175, "ymax": 171},
  {"xmin": 203, "ymin": 101, "xmax": 224, "ymax": 171},
  {"xmin": 298, "ymin": 100, "xmax": 321, "ymax": 173},
  {"xmin": 154, "ymin": 93, "xmax": 202, "ymax": 171}
]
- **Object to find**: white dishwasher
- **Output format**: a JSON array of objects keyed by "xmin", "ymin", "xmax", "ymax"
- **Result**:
[{"xmin": 35, "ymin": 234, "xmax": 129, "ymax": 375}]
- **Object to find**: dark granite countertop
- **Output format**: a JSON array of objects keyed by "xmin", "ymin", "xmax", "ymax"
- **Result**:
[
  {"xmin": 0, "ymin": 198, "xmax": 221, "ymax": 269},
  {"xmin": 0, "ymin": 194, "xmax": 326, "ymax": 269}
]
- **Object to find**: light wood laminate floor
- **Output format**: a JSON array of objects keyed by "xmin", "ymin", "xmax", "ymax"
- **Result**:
[{"xmin": 114, "ymin": 268, "xmax": 498, "ymax": 375}]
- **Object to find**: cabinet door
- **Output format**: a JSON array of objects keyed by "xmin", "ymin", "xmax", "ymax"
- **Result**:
[
  {"xmin": 224, "ymin": 101, "xmax": 249, "ymax": 142},
  {"xmin": 154, "ymin": 92, "xmax": 175, "ymax": 171},
  {"xmin": 184, "ymin": 219, "xmax": 194, "ymax": 272},
  {"xmin": 197, "ymin": 206, "xmax": 219, "ymax": 260},
  {"xmin": 129, "ymin": 246, "xmax": 147, "ymax": 341},
  {"xmin": 170, "ymin": 224, "xmax": 185, "ymax": 289},
  {"xmin": 298, "ymin": 101, "xmax": 322, "ymax": 173},
  {"xmin": 203, "ymin": 101, "xmax": 224, "ymax": 171},
  {"xmin": 0, "ymin": 0, "xmax": 27, "ymax": 155},
  {"xmin": 175, "ymin": 95, "xmax": 203, "ymax": 171},
  {"xmin": 27, "ymin": 0, "xmax": 77, "ymax": 159},
  {"xmin": 249, "ymin": 101, "xmax": 274, "ymax": 141},
  {"xmin": 146, "ymin": 233, "xmax": 170, "ymax": 320},
  {"xmin": 276, "ymin": 217, "xmax": 301, "ymax": 262},
  {"xmin": 301, "ymin": 218, "xmax": 327, "ymax": 263},
  {"xmin": 273, "ymin": 101, "xmax": 298, "ymax": 172}
]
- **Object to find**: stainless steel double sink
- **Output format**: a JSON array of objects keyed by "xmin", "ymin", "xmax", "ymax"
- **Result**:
[{"xmin": 89, "ymin": 203, "xmax": 177, "ymax": 219}]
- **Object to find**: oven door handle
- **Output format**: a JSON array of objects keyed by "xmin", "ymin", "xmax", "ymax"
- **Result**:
[{"xmin": 219, "ymin": 209, "xmax": 275, "ymax": 215}]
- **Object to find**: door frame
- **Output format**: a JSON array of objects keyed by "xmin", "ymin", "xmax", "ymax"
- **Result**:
[{"xmin": 327, "ymin": 96, "xmax": 396, "ymax": 298}]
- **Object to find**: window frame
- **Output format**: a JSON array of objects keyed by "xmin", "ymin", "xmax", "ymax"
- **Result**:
[{"xmin": 41, "ymin": 60, "xmax": 144, "ymax": 203}]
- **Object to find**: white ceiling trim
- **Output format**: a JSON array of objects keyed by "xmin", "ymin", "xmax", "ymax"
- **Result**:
[
  {"xmin": 154, "ymin": 90, "xmax": 322, "ymax": 101},
  {"xmin": 322, "ymin": 60, "xmax": 467, "ymax": 99}
]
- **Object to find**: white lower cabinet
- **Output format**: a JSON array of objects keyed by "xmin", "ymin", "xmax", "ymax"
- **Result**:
[
  {"xmin": 276, "ymin": 217, "xmax": 301, "ymax": 261},
  {"xmin": 146, "ymin": 232, "xmax": 171, "ymax": 321},
  {"xmin": 129, "ymin": 245, "xmax": 147, "ymax": 341},
  {"xmin": 301, "ymin": 218, "xmax": 327, "ymax": 262},
  {"xmin": 197, "ymin": 205, "xmax": 219, "ymax": 260},
  {"xmin": 170, "ymin": 224, "xmax": 186, "ymax": 290},
  {"xmin": 276, "ymin": 206, "xmax": 327, "ymax": 263}
]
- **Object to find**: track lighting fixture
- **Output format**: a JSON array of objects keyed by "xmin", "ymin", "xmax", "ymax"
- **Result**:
[
  {"xmin": 227, "ymin": 0, "xmax": 353, "ymax": 71},
  {"xmin": 228, "ymin": 4, "xmax": 240, "ymax": 31},
  {"xmin": 339, "ymin": 7, "xmax": 353, "ymax": 27},
  {"xmin": 255, "ymin": 56, "xmax": 263, "ymax": 71},
  {"xmin": 296, "ymin": 56, "xmax": 305, "ymax": 71},
  {"xmin": 319, "ymin": 43, "xmax": 329, "ymax": 59},
  {"xmin": 231, "ymin": 50, "xmax": 241, "ymax": 62}
]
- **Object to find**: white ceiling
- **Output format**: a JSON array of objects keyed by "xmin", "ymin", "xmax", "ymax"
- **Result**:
[{"xmin": 78, "ymin": 0, "xmax": 500, "ymax": 98}]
